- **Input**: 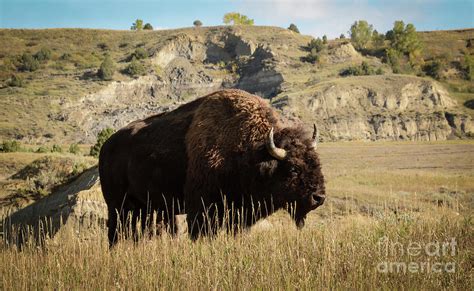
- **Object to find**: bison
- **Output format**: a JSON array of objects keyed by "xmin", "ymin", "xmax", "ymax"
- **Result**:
[{"xmin": 99, "ymin": 89, "xmax": 325, "ymax": 245}]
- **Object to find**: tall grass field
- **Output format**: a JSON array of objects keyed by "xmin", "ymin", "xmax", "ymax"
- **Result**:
[{"xmin": 1, "ymin": 141, "xmax": 473, "ymax": 289}]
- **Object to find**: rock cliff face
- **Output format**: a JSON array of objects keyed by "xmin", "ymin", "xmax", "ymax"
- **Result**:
[
  {"xmin": 58, "ymin": 28, "xmax": 472, "ymax": 142},
  {"xmin": 281, "ymin": 76, "xmax": 471, "ymax": 141},
  {"xmin": 2, "ymin": 167, "xmax": 107, "ymax": 244}
]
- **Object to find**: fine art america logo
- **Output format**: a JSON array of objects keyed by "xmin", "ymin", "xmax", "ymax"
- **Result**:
[{"xmin": 376, "ymin": 236, "xmax": 457, "ymax": 273}]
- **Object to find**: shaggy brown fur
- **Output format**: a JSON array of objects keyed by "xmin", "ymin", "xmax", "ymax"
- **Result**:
[{"xmin": 99, "ymin": 89, "xmax": 325, "ymax": 244}]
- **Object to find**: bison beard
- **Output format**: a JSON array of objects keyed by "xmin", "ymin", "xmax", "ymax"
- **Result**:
[{"xmin": 99, "ymin": 89, "xmax": 325, "ymax": 245}]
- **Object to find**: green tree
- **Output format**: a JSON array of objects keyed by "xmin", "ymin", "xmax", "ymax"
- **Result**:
[
  {"xmin": 125, "ymin": 57, "xmax": 146, "ymax": 77},
  {"xmin": 322, "ymin": 35, "xmax": 328, "ymax": 44},
  {"xmin": 339, "ymin": 33, "xmax": 345, "ymax": 39},
  {"xmin": 372, "ymin": 30, "xmax": 386, "ymax": 48},
  {"xmin": 131, "ymin": 19, "xmax": 144, "ymax": 30},
  {"xmin": 98, "ymin": 55, "xmax": 115, "ymax": 81},
  {"xmin": 193, "ymin": 20, "xmax": 203, "ymax": 27},
  {"xmin": 390, "ymin": 21, "xmax": 406, "ymax": 51},
  {"xmin": 143, "ymin": 23, "xmax": 153, "ymax": 30},
  {"xmin": 90, "ymin": 128, "xmax": 115, "ymax": 158},
  {"xmin": 403, "ymin": 24, "xmax": 422, "ymax": 53},
  {"xmin": 349, "ymin": 20, "xmax": 373, "ymax": 50},
  {"xmin": 223, "ymin": 12, "xmax": 254, "ymax": 25},
  {"xmin": 389, "ymin": 21, "xmax": 422, "ymax": 55},
  {"xmin": 20, "ymin": 53, "xmax": 39, "ymax": 72},
  {"xmin": 288, "ymin": 23, "xmax": 300, "ymax": 33},
  {"xmin": 386, "ymin": 21, "xmax": 423, "ymax": 71},
  {"xmin": 385, "ymin": 30, "xmax": 394, "ymax": 41}
]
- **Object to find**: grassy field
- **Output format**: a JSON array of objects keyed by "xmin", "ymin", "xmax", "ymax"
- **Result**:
[{"xmin": 1, "ymin": 141, "xmax": 473, "ymax": 289}]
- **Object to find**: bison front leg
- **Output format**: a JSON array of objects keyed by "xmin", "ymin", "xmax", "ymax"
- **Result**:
[
  {"xmin": 184, "ymin": 181, "xmax": 224, "ymax": 240},
  {"xmin": 107, "ymin": 208, "xmax": 118, "ymax": 247},
  {"xmin": 186, "ymin": 202, "xmax": 222, "ymax": 240}
]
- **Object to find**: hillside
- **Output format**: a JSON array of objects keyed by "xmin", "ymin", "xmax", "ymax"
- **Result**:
[{"xmin": 0, "ymin": 26, "xmax": 473, "ymax": 144}]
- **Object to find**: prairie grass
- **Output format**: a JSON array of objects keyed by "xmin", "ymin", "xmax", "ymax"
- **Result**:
[
  {"xmin": 1, "ymin": 141, "xmax": 473, "ymax": 289},
  {"xmin": 0, "ymin": 206, "xmax": 471, "ymax": 289}
]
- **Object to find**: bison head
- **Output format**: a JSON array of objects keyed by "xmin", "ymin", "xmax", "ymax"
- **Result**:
[{"xmin": 260, "ymin": 125, "xmax": 326, "ymax": 228}]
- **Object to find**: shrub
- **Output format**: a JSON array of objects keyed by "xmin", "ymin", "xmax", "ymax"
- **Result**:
[
  {"xmin": 90, "ymin": 128, "xmax": 115, "ymax": 158},
  {"xmin": 307, "ymin": 38, "xmax": 324, "ymax": 53},
  {"xmin": 302, "ymin": 48, "xmax": 320, "ymax": 64},
  {"xmin": 288, "ymin": 24, "xmax": 300, "ymax": 33},
  {"xmin": 97, "ymin": 43, "xmax": 109, "ymax": 51},
  {"xmin": 35, "ymin": 146, "xmax": 49, "ymax": 153},
  {"xmin": 132, "ymin": 47, "xmax": 148, "ymax": 60},
  {"xmin": 322, "ymin": 35, "xmax": 328, "ymax": 44},
  {"xmin": 13, "ymin": 156, "xmax": 87, "ymax": 197},
  {"xmin": 423, "ymin": 60, "xmax": 443, "ymax": 80},
  {"xmin": 20, "ymin": 53, "xmax": 39, "ymax": 72},
  {"xmin": 193, "ymin": 20, "xmax": 203, "ymax": 27},
  {"xmin": 72, "ymin": 162, "xmax": 88, "ymax": 176},
  {"xmin": 301, "ymin": 38, "xmax": 324, "ymax": 64},
  {"xmin": 360, "ymin": 61, "xmax": 374, "ymax": 75},
  {"xmin": 69, "ymin": 143, "xmax": 80, "ymax": 154},
  {"xmin": 0, "ymin": 140, "xmax": 21, "ymax": 152},
  {"xmin": 51, "ymin": 144, "xmax": 63, "ymax": 153},
  {"xmin": 0, "ymin": 57, "xmax": 17, "ymax": 73},
  {"xmin": 7, "ymin": 74, "xmax": 24, "ymax": 87},
  {"xmin": 125, "ymin": 57, "xmax": 146, "ymax": 77},
  {"xmin": 339, "ymin": 61, "xmax": 377, "ymax": 76},
  {"xmin": 60, "ymin": 53, "xmax": 72, "ymax": 60},
  {"xmin": 34, "ymin": 47, "xmax": 52, "ymax": 62},
  {"xmin": 464, "ymin": 54, "xmax": 474, "ymax": 81},
  {"xmin": 98, "ymin": 55, "xmax": 115, "ymax": 81},
  {"xmin": 143, "ymin": 23, "xmax": 153, "ymax": 30},
  {"xmin": 385, "ymin": 48, "xmax": 402, "ymax": 73}
]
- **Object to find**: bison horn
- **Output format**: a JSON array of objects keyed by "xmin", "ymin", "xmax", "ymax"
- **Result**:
[
  {"xmin": 266, "ymin": 127, "xmax": 287, "ymax": 160},
  {"xmin": 311, "ymin": 124, "xmax": 319, "ymax": 149}
]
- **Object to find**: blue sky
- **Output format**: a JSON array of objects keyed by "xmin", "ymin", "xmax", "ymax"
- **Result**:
[{"xmin": 0, "ymin": 0, "xmax": 473, "ymax": 38}]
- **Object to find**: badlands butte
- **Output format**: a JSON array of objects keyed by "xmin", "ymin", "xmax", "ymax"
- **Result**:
[{"xmin": 0, "ymin": 26, "xmax": 473, "ymax": 144}]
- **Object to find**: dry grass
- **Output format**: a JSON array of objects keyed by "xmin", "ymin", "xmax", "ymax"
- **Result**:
[
  {"xmin": 1, "ymin": 141, "xmax": 473, "ymax": 289},
  {"xmin": 1, "ymin": 209, "xmax": 472, "ymax": 290}
]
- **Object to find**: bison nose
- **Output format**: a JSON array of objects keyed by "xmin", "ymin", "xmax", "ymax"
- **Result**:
[{"xmin": 310, "ymin": 194, "xmax": 325, "ymax": 208}]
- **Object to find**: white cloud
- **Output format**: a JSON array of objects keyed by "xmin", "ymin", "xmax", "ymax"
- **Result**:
[{"xmin": 234, "ymin": 0, "xmax": 424, "ymax": 38}]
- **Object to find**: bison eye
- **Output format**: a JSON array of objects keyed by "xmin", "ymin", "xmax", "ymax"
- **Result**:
[{"xmin": 289, "ymin": 165, "xmax": 300, "ymax": 175}]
